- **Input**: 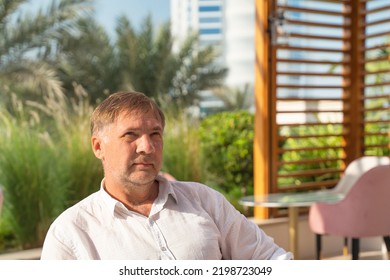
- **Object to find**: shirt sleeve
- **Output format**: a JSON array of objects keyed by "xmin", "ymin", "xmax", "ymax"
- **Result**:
[
  {"xmin": 214, "ymin": 191, "xmax": 293, "ymax": 260},
  {"xmin": 40, "ymin": 223, "xmax": 78, "ymax": 260}
]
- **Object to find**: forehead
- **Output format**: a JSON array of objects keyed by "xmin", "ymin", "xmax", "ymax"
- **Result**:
[{"xmin": 115, "ymin": 109, "xmax": 163, "ymax": 129}]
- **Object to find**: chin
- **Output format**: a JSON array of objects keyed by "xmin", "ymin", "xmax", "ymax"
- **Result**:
[{"xmin": 131, "ymin": 172, "xmax": 157, "ymax": 184}]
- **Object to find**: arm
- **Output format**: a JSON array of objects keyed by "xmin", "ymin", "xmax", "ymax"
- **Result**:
[
  {"xmin": 214, "ymin": 192, "xmax": 293, "ymax": 260},
  {"xmin": 40, "ymin": 224, "xmax": 77, "ymax": 260}
]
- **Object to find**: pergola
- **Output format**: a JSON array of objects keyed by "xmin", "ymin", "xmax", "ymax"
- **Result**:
[{"xmin": 254, "ymin": 0, "xmax": 389, "ymax": 218}]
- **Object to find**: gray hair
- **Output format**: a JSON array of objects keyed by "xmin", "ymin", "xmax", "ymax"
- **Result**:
[{"xmin": 91, "ymin": 91, "xmax": 165, "ymax": 136}]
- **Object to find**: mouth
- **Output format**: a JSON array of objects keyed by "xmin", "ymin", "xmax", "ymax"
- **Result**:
[{"xmin": 133, "ymin": 162, "xmax": 154, "ymax": 168}]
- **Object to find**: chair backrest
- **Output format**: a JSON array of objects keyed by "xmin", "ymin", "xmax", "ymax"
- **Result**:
[
  {"xmin": 332, "ymin": 156, "xmax": 390, "ymax": 194},
  {"xmin": 309, "ymin": 164, "xmax": 390, "ymax": 237}
]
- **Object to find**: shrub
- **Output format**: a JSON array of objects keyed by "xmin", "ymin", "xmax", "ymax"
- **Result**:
[
  {"xmin": 199, "ymin": 111, "xmax": 254, "ymax": 202},
  {"xmin": 278, "ymin": 124, "xmax": 343, "ymax": 188}
]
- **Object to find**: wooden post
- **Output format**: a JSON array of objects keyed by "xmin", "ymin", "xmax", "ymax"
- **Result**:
[
  {"xmin": 344, "ymin": 0, "xmax": 365, "ymax": 163},
  {"xmin": 254, "ymin": 0, "xmax": 271, "ymax": 219}
]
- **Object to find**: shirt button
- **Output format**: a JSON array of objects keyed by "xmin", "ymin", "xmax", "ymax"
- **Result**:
[{"xmin": 161, "ymin": 247, "xmax": 167, "ymax": 251}]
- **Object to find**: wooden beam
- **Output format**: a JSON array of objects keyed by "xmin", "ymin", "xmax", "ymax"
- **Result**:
[
  {"xmin": 254, "ymin": 0, "xmax": 271, "ymax": 219},
  {"xmin": 343, "ymin": 0, "xmax": 365, "ymax": 164}
]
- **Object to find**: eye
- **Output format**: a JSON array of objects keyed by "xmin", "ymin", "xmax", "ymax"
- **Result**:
[
  {"xmin": 123, "ymin": 131, "xmax": 138, "ymax": 139},
  {"xmin": 151, "ymin": 131, "xmax": 162, "ymax": 138}
]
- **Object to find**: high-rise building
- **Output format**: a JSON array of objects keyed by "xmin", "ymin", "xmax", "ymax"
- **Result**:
[{"xmin": 170, "ymin": 0, "xmax": 255, "ymax": 91}]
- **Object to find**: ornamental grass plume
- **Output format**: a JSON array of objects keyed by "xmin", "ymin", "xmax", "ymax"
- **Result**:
[{"xmin": 0, "ymin": 86, "xmax": 102, "ymax": 249}]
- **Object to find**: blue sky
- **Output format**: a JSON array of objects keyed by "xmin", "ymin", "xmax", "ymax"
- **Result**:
[
  {"xmin": 94, "ymin": 0, "xmax": 171, "ymax": 36},
  {"xmin": 26, "ymin": 0, "xmax": 170, "ymax": 35}
]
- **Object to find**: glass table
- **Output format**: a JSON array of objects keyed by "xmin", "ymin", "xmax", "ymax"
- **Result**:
[{"xmin": 239, "ymin": 190, "xmax": 345, "ymax": 259}]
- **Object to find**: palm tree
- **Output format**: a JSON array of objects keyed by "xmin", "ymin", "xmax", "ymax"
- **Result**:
[
  {"xmin": 115, "ymin": 15, "xmax": 173, "ymax": 100},
  {"xmin": 51, "ymin": 13, "xmax": 227, "ymax": 108},
  {"xmin": 115, "ymin": 15, "xmax": 228, "ymax": 108},
  {"xmin": 0, "ymin": 0, "xmax": 91, "ymax": 106},
  {"xmin": 167, "ymin": 33, "xmax": 229, "ymax": 108},
  {"xmin": 213, "ymin": 83, "xmax": 254, "ymax": 111},
  {"xmin": 54, "ymin": 15, "xmax": 121, "ymax": 104}
]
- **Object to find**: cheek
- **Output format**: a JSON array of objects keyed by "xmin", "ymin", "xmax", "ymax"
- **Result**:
[
  {"xmin": 156, "ymin": 140, "xmax": 163, "ymax": 149},
  {"xmin": 102, "ymin": 142, "xmax": 125, "ymax": 162},
  {"xmin": 155, "ymin": 142, "xmax": 164, "ymax": 157}
]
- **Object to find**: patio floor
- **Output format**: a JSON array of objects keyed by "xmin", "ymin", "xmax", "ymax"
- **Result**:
[{"xmin": 324, "ymin": 250, "xmax": 388, "ymax": 260}]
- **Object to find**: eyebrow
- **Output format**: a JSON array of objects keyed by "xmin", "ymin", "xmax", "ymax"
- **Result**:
[{"xmin": 122, "ymin": 125, "xmax": 163, "ymax": 133}]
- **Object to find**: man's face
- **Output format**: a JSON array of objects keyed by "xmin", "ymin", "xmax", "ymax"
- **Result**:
[{"xmin": 92, "ymin": 110, "xmax": 164, "ymax": 188}]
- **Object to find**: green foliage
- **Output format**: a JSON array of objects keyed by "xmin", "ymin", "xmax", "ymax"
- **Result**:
[
  {"xmin": 115, "ymin": 15, "xmax": 174, "ymax": 100},
  {"xmin": 0, "ymin": 87, "xmax": 102, "ymax": 250},
  {"xmin": 167, "ymin": 34, "xmax": 228, "ymax": 108},
  {"xmin": 55, "ymin": 16, "xmax": 120, "ymax": 103},
  {"xmin": 115, "ymin": 15, "xmax": 228, "ymax": 108},
  {"xmin": 0, "ymin": 0, "xmax": 92, "ymax": 105},
  {"xmin": 54, "ymin": 14, "xmax": 227, "ymax": 107},
  {"xmin": 199, "ymin": 111, "xmax": 254, "ymax": 197},
  {"xmin": 365, "ymin": 121, "xmax": 390, "ymax": 156},
  {"xmin": 48, "ymin": 86, "xmax": 104, "ymax": 205},
  {"xmin": 0, "ymin": 215, "xmax": 18, "ymax": 252},
  {"xmin": 0, "ymin": 107, "xmax": 67, "ymax": 249},
  {"xmin": 162, "ymin": 110, "xmax": 205, "ymax": 182},
  {"xmin": 278, "ymin": 124, "xmax": 343, "ymax": 188},
  {"xmin": 213, "ymin": 83, "xmax": 253, "ymax": 111}
]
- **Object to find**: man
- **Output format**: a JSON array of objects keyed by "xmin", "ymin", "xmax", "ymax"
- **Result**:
[{"xmin": 41, "ymin": 91, "xmax": 292, "ymax": 260}]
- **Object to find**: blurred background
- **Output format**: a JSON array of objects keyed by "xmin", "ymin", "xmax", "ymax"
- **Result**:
[
  {"xmin": 0, "ymin": 0, "xmax": 388, "ymax": 259},
  {"xmin": 0, "ymin": 0, "xmax": 255, "ymax": 252}
]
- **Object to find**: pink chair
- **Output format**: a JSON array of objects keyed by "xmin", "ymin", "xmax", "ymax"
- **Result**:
[{"xmin": 308, "ymin": 157, "xmax": 390, "ymax": 259}]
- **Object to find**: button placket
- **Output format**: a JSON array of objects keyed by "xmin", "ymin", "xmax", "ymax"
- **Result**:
[{"xmin": 148, "ymin": 217, "xmax": 175, "ymax": 260}]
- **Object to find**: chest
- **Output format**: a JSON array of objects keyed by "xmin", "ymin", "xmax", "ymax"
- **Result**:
[{"xmin": 83, "ymin": 208, "xmax": 222, "ymax": 259}]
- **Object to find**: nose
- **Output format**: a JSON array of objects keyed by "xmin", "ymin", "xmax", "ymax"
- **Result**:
[{"xmin": 136, "ymin": 134, "xmax": 155, "ymax": 154}]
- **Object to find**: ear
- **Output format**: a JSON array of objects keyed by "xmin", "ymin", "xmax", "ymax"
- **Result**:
[{"xmin": 91, "ymin": 135, "xmax": 104, "ymax": 160}]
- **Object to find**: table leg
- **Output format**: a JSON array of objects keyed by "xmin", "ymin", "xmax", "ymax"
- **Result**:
[{"xmin": 288, "ymin": 207, "xmax": 299, "ymax": 259}]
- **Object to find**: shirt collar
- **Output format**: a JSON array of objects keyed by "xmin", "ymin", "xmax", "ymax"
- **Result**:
[
  {"xmin": 99, "ymin": 176, "xmax": 178, "ymax": 216},
  {"xmin": 156, "ymin": 174, "xmax": 177, "ymax": 203},
  {"xmin": 99, "ymin": 179, "xmax": 122, "ymax": 215}
]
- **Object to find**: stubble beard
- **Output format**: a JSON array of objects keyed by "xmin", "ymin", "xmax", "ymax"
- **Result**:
[{"xmin": 120, "ymin": 164, "xmax": 158, "ymax": 190}]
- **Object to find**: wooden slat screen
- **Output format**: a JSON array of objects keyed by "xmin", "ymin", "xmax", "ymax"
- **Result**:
[
  {"xmin": 266, "ymin": 0, "xmax": 389, "ymax": 217},
  {"xmin": 362, "ymin": 1, "xmax": 390, "ymax": 156}
]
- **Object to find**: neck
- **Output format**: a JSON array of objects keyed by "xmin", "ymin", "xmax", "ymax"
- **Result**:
[
  {"xmin": 104, "ymin": 179, "xmax": 159, "ymax": 216},
  {"xmin": 125, "ymin": 181, "xmax": 159, "ymax": 206}
]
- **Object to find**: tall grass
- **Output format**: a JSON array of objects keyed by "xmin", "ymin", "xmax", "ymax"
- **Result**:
[
  {"xmin": 0, "ymin": 105, "xmax": 67, "ymax": 249},
  {"xmin": 162, "ymin": 110, "xmax": 205, "ymax": 182},
  {"xmin": 42, "ymin": 86, "xmax": 103, "ymax": 206},
  {"xmin": 0, "ymin": 87, "xmax": 102, "ymax": 250}
]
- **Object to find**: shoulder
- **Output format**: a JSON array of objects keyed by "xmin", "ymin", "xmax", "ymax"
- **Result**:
[
  {"xmin": 170, "ymin": 180, "xmax": 221, "ymax": 197},
  {"xmin": 168, "ymin": 180, "xmax": 230, "ymax": 210},
  {"xmin": 50, "ymin": 191, "xmax": 103, "ymax": 229}
]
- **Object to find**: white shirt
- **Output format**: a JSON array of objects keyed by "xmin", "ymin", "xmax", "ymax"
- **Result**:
[{"xmin": 41, "ymin": 176, "xmax": 293, "ymax": 260}]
